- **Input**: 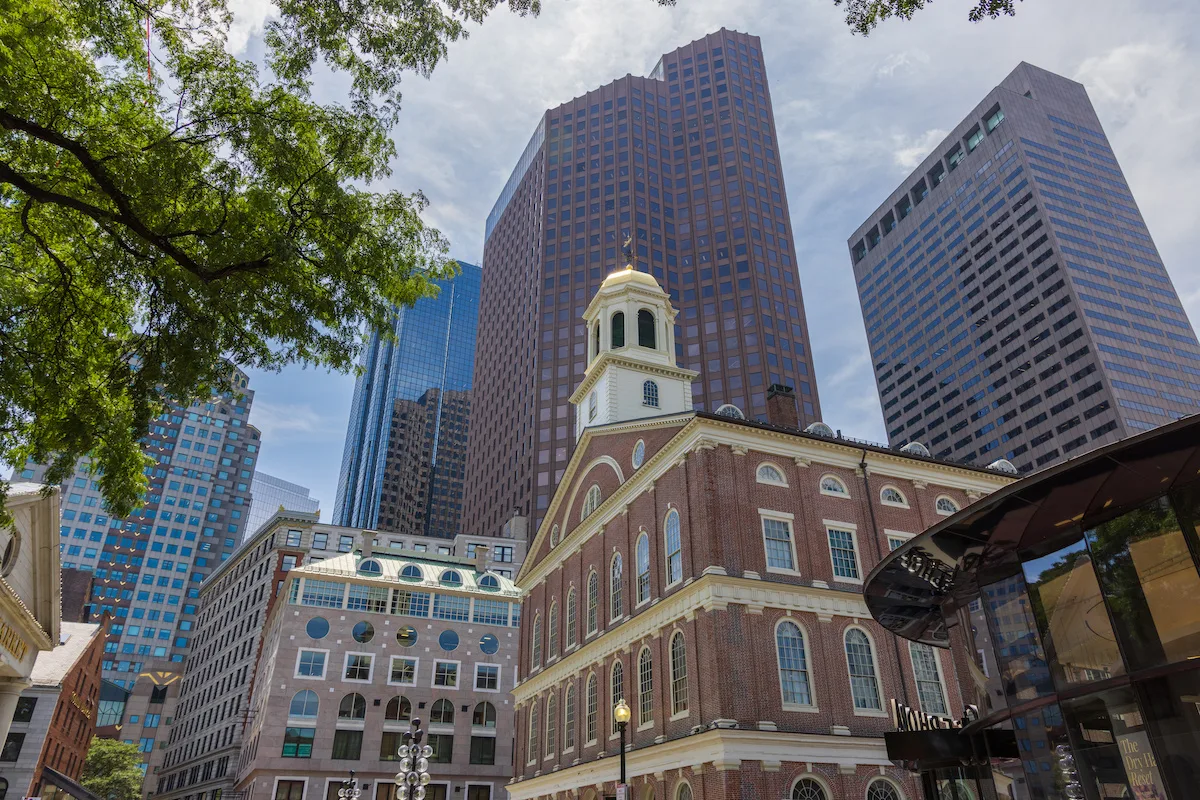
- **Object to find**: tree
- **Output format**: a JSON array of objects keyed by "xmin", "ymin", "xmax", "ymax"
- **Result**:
[
  {"xmin": 80, "ymin": 738, "xmax": 145, "ymax": 800},
  {"xmin": 0, "ymin": 0, "xmax": 675, "ymax": 520},
  {"xmin": 833, "ymin": 0, "xmax": 1022, "ymax": 35}
]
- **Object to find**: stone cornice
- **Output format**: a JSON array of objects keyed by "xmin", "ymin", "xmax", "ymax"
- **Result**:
[
  {"xmin": 569, "ymin": 353, "xmax": 700, "ymax": 404},
  {"xmin": 505, "ymin": 727, "xmax": 892, "ymax": 799},
  {"xmin": 513, "ymin": 573, "xmax": 870, "ymax": 703}
]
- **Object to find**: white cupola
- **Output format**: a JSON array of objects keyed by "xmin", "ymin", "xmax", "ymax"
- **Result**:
[{"xmin": 569, "ymin": 266, "xmax": 699, "ymax": 440}]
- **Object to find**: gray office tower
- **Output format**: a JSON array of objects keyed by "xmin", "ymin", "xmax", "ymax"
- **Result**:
[
  {"xmin": 333, "ymin": 261, "xmax": 481, "ymax": 537},
  {"xmin": 848, "ymin": 63, "xmax": 1199, "ymax": 474}
]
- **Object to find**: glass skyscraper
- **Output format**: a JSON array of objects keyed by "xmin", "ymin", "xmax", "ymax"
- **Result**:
[
  {"xmin": 466, "ymin": 30, "xmax": 821, "ymax": 537},
  {"xmin": 333, "ymin": 261, "xmax": 480, "ymax": 536},
  {"xmin": 848, "ymin": 63, "xmax": 1199, "ymax": 474}
]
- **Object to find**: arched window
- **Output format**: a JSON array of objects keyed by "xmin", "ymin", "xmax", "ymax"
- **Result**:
[
  {"xmin": 845, "ymin": 629, "xmax": 883, "ymax": 711},
  {"xmin": 548, "ymin": 601, "xmax": 559, "ymax": 658},
  {"xmin": 866, "ymin": 779, "xmax": 903, "ymax": 800},
  {"xmin": 643, "ymin": 380, "xmax": 660, "ymax": 408},
  {"xmin": 670, "ymin": 631, "xmax": 689, "ymax": 715},
  {"xmin": 675, "ymin": 781, "xmax": 693, "ymax": 800},
  {"xmin": 880, "ymin": 486, "xmax": 908, "ymax": 507},
  {"xmin": 289, "ymin": 689, "xmax": 318, "ymax": 718},
  {"xmin": 586, "ymin": 571, "xmax": 599, "ymax": 635},
  {"xmin": 531, "ymin": 612, "xmax": 543, "ymax": 668},
  {"xmin": 566, "ymin": 586, "xmax": 578, "ymax": 649},
  {"xmin": 791, "ymin": 778, "xmax": 828, "ymax": 800},
  {"xmin": 637, "ymin": 309, "xmax": 656, "ymax": 348},
  {"xmin": 385, "ymin": 695, "xmax": 411, "ymax": 721},
  {"xmin": 478, "ymin": 574, "xmax": 500, "ymax": 591},
  {"xmin": 592, "ymin": 321, "xmax": 600, "ymax": 360},
  {"xmin": 357, "ymin": 559, "xmax": 381, "ymax": 575},
  {"xmin": 610, "ymin": 660, "xmax": 625, "ymax": 735},
  {"xmin": 564, "ymin": 683, "xmax": 577, "ymax": 750},
  {"xmin": 715, "ymin": 403, "xmax": 744, "ymax": 419},
  {"xmin": 472, "ymin": 701, "xmax": 497, "ymax": 728},
  {"xmin": 638, "ymin": 647, "xmax": 654, "ymax": 726},
  {"xmin": 635, "ymin": 532, "xmax": 651, "ymax": 604},
  {"xmin": 585, "ymin": 673, "xmax": 598, "ymax": 743},
  {"xmin": 819, "ymin": 475, "xmax": 849, "ymax": 496},
  {"xmin": 610, "ymin": 552, "xmax": 624, "ymax": 620},
  {"xmin": 664, "ymin": 509, "xmax": 683, "ymax": 585},
  {"xmin": 439, "ymin": 569, "xmax": 462, "ymax": 586},
  {"xmin": 527, "ymin": 700, "xmax": 539, "ymax": 764},
  {"xmin": 430, "ymin": 698, "xmax": 455, "ymax": 725},
  {"xmin": 935, "ymin": 496, "xmax": 959, "ymax": 515},
  {"xmin": 399, "ymin": 564, "xmax": 422, "ymax": 581},
  {"xmin": 338, "ymin": 693, "xmax": 366, "ymax": 720},
  {"xmin": 582, "ymin": 485, "xmax": 602, "ymax": 520},
  {"xmin": 776, "ymin": 620, "xmax": 812, "ymax": 707},
  {"xmin": 756, "ymin": 463, "xmax": 787, "ymax": 486},
  {"xmin": 545, "ymin": 692, "xmax": 558, "ymax": 757},
  {"xmin": 910, "ymin": 642, "xmax": 948, "ymax": 716},
  {"xmin": 550, "ymin": 524, "xmax": 560, "ymax": 547},
  {"xmin": 611, "ymin": 311, "xmax": 626, "ymax": 348}
]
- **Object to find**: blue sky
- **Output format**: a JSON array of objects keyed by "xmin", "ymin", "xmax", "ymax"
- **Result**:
[{"xmin": 236, "ymin": 0, "xmax": 1200, "ymax": 518}]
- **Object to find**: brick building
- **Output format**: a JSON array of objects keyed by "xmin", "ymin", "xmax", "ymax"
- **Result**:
[
  {"xmin": 1, "ymin": 621, "xmax": 106, "ymax": 797},
  {"xmin": 510, "ymin": 269, "xmax": 1015, "ymax": 800}
]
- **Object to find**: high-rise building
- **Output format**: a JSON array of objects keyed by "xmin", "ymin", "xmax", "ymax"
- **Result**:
[
  {"xmin": 848, "ymin": 63, "xmax": 1200, "ymax": 473},
  {"xmin": 334, "ymin": 261, "xmax": 481, "ymax": 537},
  {"xmin": 466, "ymin": 29, "xmax": 821, "ymax": 538},
  {"xmin": 245, "ymin": 472, "xmax": 321, "ymax": 539},
  {"xmin": 14, "ymin": 366, "xmax": 261, "ymax": 775}
]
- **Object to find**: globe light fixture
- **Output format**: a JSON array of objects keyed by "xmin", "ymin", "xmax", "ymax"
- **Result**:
[
  {"xmin": 613, "ymin": 698, "xmax": 632, "ymax": 787},
  {"xmin": 394, "ymin": 717, "xmax": 433, "ymax": 800}
]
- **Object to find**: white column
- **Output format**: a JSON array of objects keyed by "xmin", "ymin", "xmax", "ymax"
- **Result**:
[{"xmin": 0, "ymin": 677, "xmax": 31, "ymax": 746}]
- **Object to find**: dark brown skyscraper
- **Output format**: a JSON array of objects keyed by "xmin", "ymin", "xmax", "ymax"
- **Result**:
[{"xmin": 466, "ymin": 29, "xmax": 821, "ymax": 536}]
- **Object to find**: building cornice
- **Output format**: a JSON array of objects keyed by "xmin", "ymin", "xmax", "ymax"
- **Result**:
[
  {"xmin": 513, "ymin": 573, "xmax": 870, "ymax": 703},
  {"xmin": 569, "ymin": 353, "xmax": 700, "ymax": 404},
  {"xmin": 505, "ymin": 727, "xmax": 892, "ymax": 799}
]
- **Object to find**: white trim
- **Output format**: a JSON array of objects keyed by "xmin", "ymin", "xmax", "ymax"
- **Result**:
[
  {"xmin": 432, "ymin": 658, "xmax": 462, "ymax": 689},
  {"xmin": 773, "ymin": 617, "xmax": 819, "ymax": 713},
  {"xmin": 474, "ymin": 662, "xmax": 502, "ymax": 693},
  {"xmin": 634, "ymin": 530, "xmax": 652, "ymax": 607},
  {"xmin": 673, "ymin": 778, "xmax": 694, "ymax": 800},
  {"xmin": 755, "ymin": 461, "xmax": 789, "ymax": 487},
  {"xmin": 908, "ymin": 640, "xmax": 951, "ymax": 718},
  {"xmin": 879, "ymin": 484, "xmax": 910, "ymax": 508},
  {"xmin": 759, "ymin": 509, "xmax": 800, "ymax": 576},
  {"xmin": 386, "ymin": 655, "xmax": 419, "ymax": 687},
  {"xmin": 341, "ymin": 650, "xmax": 375, "ymax": 683},
  {"xmin": 935, "ymin": 494, "xmax": 960, "ymax": 516},
  {"xmin": 790, "ymin": 774, "xmax": 834, "ymax": 800},
  {"xmin": 292, "ymin": 647, "xmax": 328, "ymax": 681},
  {"xmin": 842, "ymin": 624, "xmax": 888, "ymax": 718},
  {"xmin": 866, "ymin": 775, "xmax": 910, "ymax": 800},
  {"xmin": 823, "ymin": 520, "xmax": 864, "ymax": 585},
  {"xmin": 663, "ymin": 508, "xmax": 684, "ymax": 589},
  {"xmin": 818, "ymin": 473, "xmax": 850, "ymax": 498},
  {"xmin": 884, "ymin": 529, "xmax": 914, "ymax": 552}
]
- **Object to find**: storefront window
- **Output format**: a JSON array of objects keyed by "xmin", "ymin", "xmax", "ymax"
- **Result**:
[
  {"xmin": 1022, "ymin": 538, "xmax": 1124, "ymax": 690},
  {"xmin": 982, "ymin": 575, "xmax": 1054, "ymax": 705}
]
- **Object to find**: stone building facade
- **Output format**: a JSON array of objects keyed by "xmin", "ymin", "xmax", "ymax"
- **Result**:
[
  {"xmin": 234, "ymin": 548, "xmax": 521, "ymax": 800},
  {"xmin": 510, "ymin": 269, "xmax": 1015, "ymax": 800}
]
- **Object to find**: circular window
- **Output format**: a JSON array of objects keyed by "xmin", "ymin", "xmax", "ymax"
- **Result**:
[
  {"xmin": 0, "ymin": 529, "xmax": 19, "ymax": 577},
  {"xmin": 305, "ymin": 617, "xmax": 330, "ymax": 639},
  {"xmin": 440, "ymin": 569, "xmax": 463, "ymax": 586},
  {"xmin": 479, "ymin": 574, "xmax": 500, "ymax": 591},
  {"xmin": 438, "ymin": 630, "xmax": 460, "ymax": 651},
  {"xmin": 399, "ymin": 564, "xmax": 423, "ymax": 581},
  {"xmin": 352, "ymin": 621, "xmax": 374, "ymax": 643},
  {"xmin": 396, "ymin": 626, "xmax": 418, "ymax": 647},
  {"xmin": 632, "ymin": 439, "xmax": 646, "ymax": 468},
  {"xmin": 480, "ymin": 634, "xmax": 499, "ymax": 655}
]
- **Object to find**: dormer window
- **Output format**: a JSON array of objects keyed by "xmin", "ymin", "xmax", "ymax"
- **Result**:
[
  {"xmin": 612, "ymin": 312, "xmax": 625, "ymax": 348},
  {"xmin": 638, "ymin": 309, "xmax": 656, "ymax": 348},
  {"xmin": 643, "ymin": 380, "xmax": 659, "ymax": 408}
]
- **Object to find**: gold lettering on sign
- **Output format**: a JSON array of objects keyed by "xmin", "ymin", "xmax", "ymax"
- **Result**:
[
  {"xmin": 0, "ymin": 619, "xmax": 29, "ymax": 661},
  {"xmin": 69, "ymin": 691, "xmax": 93, "ymax": 719},
  {"xmin": 1116, "ymin": 732, "xmax": 1168, "ymax": 800}
]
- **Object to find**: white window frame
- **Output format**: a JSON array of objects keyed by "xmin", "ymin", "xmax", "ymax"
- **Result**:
[
  {"xmin": 664, "ymin": 509, "xmax": 684, "ymax": 588},
  {"xmin": 885, "ymin": 529, "xmax": 914, "ymax": 552},
  {"xmin": 866, "ymin": 777, "xmax": 907, "ymax": 800},
  {"xmin": 843, "ymin": 625, "xmax": 888, "ymax": 718},
  {"xmin": 609, "ymin": 550, "xmax": 624, "ymax": 621},
  {"xmin": 635, "ymin": 531, "xmax": 651, "ymax": 607},
  {"xmin": 270, "ymin": 777, "xmax": 309, "ymax": 800},
  {"xmin": 387, "ymin": 655, "xmax": 419, "ymax": 687},
  {"xmin": 759, "ymin": 509, "xmax": 799, "ymax": 576},
  {"xmin": 636, "ymin": 645, "xmax": 654, "ymax": 731},
  {"xmin": 824, "ymin": 520, "xmax": 864, "ymax": 585},
  {"xmin": 668, "ymin": 630, "xmax": 689, "ymax": 720},
  {"xmin": 755, "ymin": 462, "xmax": 788, "ymax": 487},
  {"xmin": 342, "ymin": 651, "xmax": 375, "ymax": 684},
  {"xmin": 474, "ymin": 662, "xmax": 502, "ymax": 693},
  {"xmin": 565, "ymin": 586, "xmax": 578, "ymax": 650},
  {"xmin": 562, "ymin": 682, "xmax": 577, "ymax": 755},
  {"xmin": 774, "ymin": 618, "xmax": 818, "ymax": 713},
  {"xmin": 879, "ymin": 485, "xmax": 909, "ymax": 508},
  {"xmin": 293, "ymin": 648, "xmax": 328, "ymax": 681},
  {"xmin": 586, "ymin": 571, "xmax": 599, "ymax": 637},
  {"xmin": 818, "ymin": 474, "xmax": 849, "ymax": 498},
  {"xmin": 432, "ymin": 659, "xmax": 461, "ymax": 690},
  {"xmin": 789, "ymin": 775, "xmax": 833, "ymax": 800},
  {"xmin": 909, "ymin": 642, "xmax": 950, "ymax": 718},
  {"xmin": 935, "ymin": 495, "xmax": 960, "ymax": 516}
]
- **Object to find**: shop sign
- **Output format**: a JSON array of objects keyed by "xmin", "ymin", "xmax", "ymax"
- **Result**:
[
  {"xmin": 891, "ymin": 698, "xmax": 979, "ymax": 732},
  {"xmin": 0, "ymin": 618, "xmax": 29, "ymax": 661},
  {"xmin": 1116, "ymin": 732, "xmax": 1168, "ymax": 800}
]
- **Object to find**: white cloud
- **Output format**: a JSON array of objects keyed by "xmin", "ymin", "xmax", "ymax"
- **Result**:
[
  {"xmin": 225, "ymin": 0, "xmax": 277, "ymax": 55},
  {"xmin": 248, "ymin": 401, "xmax": 337, "ymax": 439},
  {"xmin": 892, "ymin": 128, "xmax": 949, "ymax": 170}
]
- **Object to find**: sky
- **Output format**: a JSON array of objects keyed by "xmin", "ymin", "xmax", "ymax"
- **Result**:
[{"xmin": 236, "ymin": 0, "xmax": 1200, "ymax": 519}]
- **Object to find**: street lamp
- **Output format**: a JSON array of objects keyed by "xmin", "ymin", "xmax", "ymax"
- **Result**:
[
  {"xmin": 394, "ymin": 717, "xmax": 433, "ymax": 800},
  {"xmin": 613, "ymin": 699, "xmax": 632, "ymax": 786},
  {"xmin": 338, "ymin": 771, "xmax": 361, "ymax": 800}
]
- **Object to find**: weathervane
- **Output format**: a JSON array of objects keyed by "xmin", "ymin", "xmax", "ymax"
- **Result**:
[{"xmin": 622, "ymin": 232, "xmax": 634, "ymax": 267}]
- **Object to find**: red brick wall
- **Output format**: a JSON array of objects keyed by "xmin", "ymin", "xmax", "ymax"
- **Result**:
[{"xmin": 32, "ymin": 623, "xmax": 107, "ymax": 793}]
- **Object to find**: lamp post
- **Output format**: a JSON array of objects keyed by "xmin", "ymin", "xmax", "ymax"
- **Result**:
[
  {"xmin": 338, "ymin": 771, "xmax": 361, "ymax": 800},
  {"xmin": 394, "ymin": 717, "xmax": 432, "ymax": 800},
  {"xmin": 613, "ymin": 699, "xmax": 632, "ymax": 789}
]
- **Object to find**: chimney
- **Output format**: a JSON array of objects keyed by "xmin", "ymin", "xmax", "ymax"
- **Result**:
[
  {"xmin": 360, "ymin": 530, "xmax": 374, "ymax": 559},
  {"xmin": 502, "ymin": 514, "xmax": 529, "ymax": 542},
  {"xmin": 473, "ymin": 544, "xmax": 490, "ymax": 573},
  {"xmin": 766, "ymin": 384, "xmax": 799, "ymax": 430}
]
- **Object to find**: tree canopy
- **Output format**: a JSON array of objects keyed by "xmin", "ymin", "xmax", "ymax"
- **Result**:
[
  {"xmin": 833, "ymin": 0, "xmax": 1022, "ymax": 34},
  {"xmin": 81, "ymin": 737, "xmax": 146, "ymax": 800},
  {"xmin": 0, "ymin": 0, "xmax": 671, "ymax": 520}
]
